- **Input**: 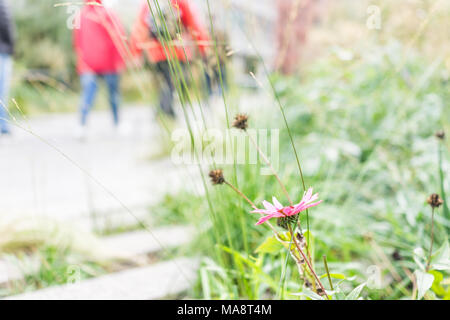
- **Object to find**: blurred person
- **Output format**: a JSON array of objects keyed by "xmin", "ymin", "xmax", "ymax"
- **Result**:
[
  {"xmin": 275, "ymin": 0, "xmax": 318, "ymax": 75},
  {"xmin": 74, "ymin": 0, "xmax": 127, "ymax": 137},
  {"xmin": 0, "ymin": 0, "xmax": 14, "ymax": 136},
  {"xmin": 131, "ymin": 0, "xmax": 209, "ymax": 118}
]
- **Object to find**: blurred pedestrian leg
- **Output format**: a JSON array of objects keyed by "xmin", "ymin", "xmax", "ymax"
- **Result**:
[
  {"xmin": 104, "ymin": 74, "xmax": 120, "ymax": 126},
  {"xmin": 0, "ymin": 53, "xmax": 12, "ymax": 134},
  {"xmin": 131, "ymin": 0, "xmax": 210, "ymax": 118},
  {"xmin": 0, "ymin": 0, "xmax": 15, "ymax": 135},
  {"xmin": 155, "ymin": 62, "xmax": 175, "ymax": 118},
  {"xmin": 80, "ymin": 73, "xmax": 98, "ymax": 126},
  {"xmin": 204, "ymin": 61, "xmax": 227, "ymax": 97},
  {"xmin": 80, "ymin": 73, "xmax": 120, "ymax": 126}
]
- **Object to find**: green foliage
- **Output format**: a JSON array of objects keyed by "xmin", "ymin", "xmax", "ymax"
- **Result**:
[
  {"xmin": 345, "ymin": 282, "xmax": 366, "ymax": 300},
  {"xmin": 2, "ymin": 244, "xmax": 105, "ymax": 297},
  {"xmin": 255, "ymin": 236, "xmax": 284, "ymax": 255},
  {"xmin": 414, "ymin": 270, "xmax": 434, "ymax": 300},
  {"xmin": 25, "ymin": 245, "xmax": 104, "ymax": 288},
  {"xmin": 149, "ymin": 192, "xmax": 203, "ymax": 226},
  {"xmin": 155, "ymin": 42, "xmax": 450, "ymax": 300},
  {"xmin": 13, "ymin": 1, "xmax": 75, "ymax": 75}
]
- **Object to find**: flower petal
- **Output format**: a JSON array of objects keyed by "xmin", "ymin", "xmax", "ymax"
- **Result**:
[
  {"xmin": 290, "ymin": 200, "xmax": 323, "ymax": 216},
  {"xmin": 294, "ymin": 188, "xmax": 319, "ymax": 208},
  {"xmin": 303, "ymin": 187, "xmax": 313, "ymax": 201},
  {"xmin": 272, "ymin": 197, "xmax": 284, "ymax": 210},
  {"xmin": 262, "ymin": 200, "xmax": 277, "ymax": 212},
  {"xmin": 293, "ymin": 199, "xmax": 306, "ymax": 210},
  {"xmin": 304, "ymin": 193, "xmax": 319, "ymax": 205},
  {"xmin": 251, "ymin": 208, "xmax": 269, "ymax": 214},
  {"xmin": 302, "ymin": 200, "xmax": 323, "ymax": 211},
  {"xmin": 255, "ymin": 214, "xmax": 277, "ymax": 225}
]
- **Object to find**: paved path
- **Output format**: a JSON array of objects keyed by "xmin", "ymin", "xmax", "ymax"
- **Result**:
[
  {"xmin": 100, "ymin": 225, "xmax": 195, "ymax": 260},
  {"xmin": 6, "ymin": 257, "xmax": 199, "ymax": 300},
  {"xmin": 0, "ymin": 106, "xmax": 201, "ymax": 231},
  {"xmin": 0, "ymin": 225, "xmax": 195, "ymax": 288}
]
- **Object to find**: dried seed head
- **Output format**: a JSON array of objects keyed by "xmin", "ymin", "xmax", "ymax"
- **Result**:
[
  {"xmin": 435, "ymin": 130, "xmax": 445, "ymax": 140},
  {"xmin": 316, "ymin": 287, "xmax": 326, "ymax": 296},
  {"xmin": 209, "ymin": 169, "xmax": 225, "ymax": 185},
  {"xmin": 427, "ymin": 193, "xmax": 444, "ymax": 209},
  {"xmin": 392, "ymin": 250, "xmax": 403, "ymax": 261},
  {"xmin": 296, "ymin": 232, "xmax": 306, "ymax": 249},
  {"xmin": 232, "ymin": 114, "xmax": 249, "ymax": 131}
]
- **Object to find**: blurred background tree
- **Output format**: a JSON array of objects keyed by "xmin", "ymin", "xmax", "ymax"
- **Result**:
[{"xmin": 13, "ymin": 0, "xmax": 75, "ymax": 82}]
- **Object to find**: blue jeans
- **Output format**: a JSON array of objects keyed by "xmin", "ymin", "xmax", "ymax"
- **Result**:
[
  {"xmin": 80, "ymin": 73, "xmax": 120, "ymax": 126},
  {"xmin": 0, "ymin": 54, "xmax": 12, "ymax": 134}
]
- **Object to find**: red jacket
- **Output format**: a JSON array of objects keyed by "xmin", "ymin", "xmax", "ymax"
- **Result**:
[
  {"xmin": 74, "ymin": 0, "xmax": 127, "ymax": 74},
  {"xmin": 131, "ymin": 0, "xmax": 209, "ymax": 63}
]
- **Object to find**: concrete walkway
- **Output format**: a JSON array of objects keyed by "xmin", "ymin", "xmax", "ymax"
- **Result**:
[
  {"xmin": 0, "ymin": 225, "xmax": 195, "ymax": 290},
  {"xmin": 0, "ymin": 106, "xmax": 202, "ymax": 231},
  {"xmin": 6, "ymin": 257, "xmax": 199, "ymax": 300}
]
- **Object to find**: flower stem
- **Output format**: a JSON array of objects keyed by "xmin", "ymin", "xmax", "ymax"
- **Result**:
[
  {"xmin": 223, "ymin": 180, "xmax": 257, "ymax": 209},
  {"xmin": 288, "ymin": 225, "xmax": 329, "ymax": 299},
  {"xmin": 323, "ymin": 255, "xmax": 334, "ymax": 290},
  {"xmin": 426, "ymin": 207, "xmax": 435, "ymax": 272},
  {"xmin": 223, "ymin": 174, "xmax": 322, "ymax": 296},
  {"xmin": 438, "ymin": 142, "xmax": 450, "ymax": 231}
]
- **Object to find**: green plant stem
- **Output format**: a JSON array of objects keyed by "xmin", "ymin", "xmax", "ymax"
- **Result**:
[
  {"xmin": 323, "ymin": 255, "xmax": 334, "ymax": 290},
  {"xmin": 228, "ymin": 6, "xmax": 310, "ymax": 243},
  {"xmin": 146, "ymin": 0, "xmax": 231, "ymax": 272},
  {"xmin": 206, "ymin": 0, "xmax": 249, "ymax": 255},
  {"xmin": 224, "ymin": 181, "xmax": 257, "ymax": 209},
  {"xmin": 224, "ymin": 4, "xmax": 312, "ymax": 296},
  {"xmin": 426, "ymin": 208, "xmax": 435, "ymax": 272},
  {"xmin": 438, "ymin": 142, "xmax": 449, "ymax": 228},
  {"xmin": 288, "ymin": 225, "xmax": 329, "ymax": 299}
]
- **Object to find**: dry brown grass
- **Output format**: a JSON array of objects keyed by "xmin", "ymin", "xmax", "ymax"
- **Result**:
[{"xmin": 303, "ymin": 0, "xmax": 450, "ymax": 65}]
